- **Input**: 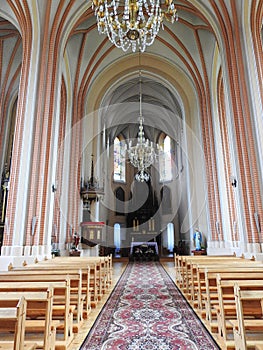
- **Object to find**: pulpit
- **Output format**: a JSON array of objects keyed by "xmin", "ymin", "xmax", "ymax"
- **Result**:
[{"xmin": 81, "ymin": 221, "xmax": 105, "ymax": 246}]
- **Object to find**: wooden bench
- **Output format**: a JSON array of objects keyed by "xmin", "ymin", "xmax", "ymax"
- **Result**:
[
  {"xmin": 44, "ymin": 256, "xmax": 112, "ymax": 297},
  {"xmin": 13, "ymin": 261, "xmax": 93, "ymax": 313},
  {"xmin": 12, "ymin": 256, "xmax": 112, "ymax": 313},
  {"xmin": 16, "ymin": 257, "xmax": 105, "ymax": 309},
  {"xmin": 215, "ymin": 276, "xmax": 263, "ymax": 344},
  {"xmin": 0, "ymin": 291, "xmax": 53, "ymax": 350},
  {"xmin": 193, "ymin": 259, "xmax": 261, "ymax": 299},
  {"xmin": 178, "ymin": 256, "xmax": 249, "ymax": 299},
  {"xmin": 45, "ymin": 257, "xmax": 107, "ymax": 300},
  {"xmin": 229, "ymin": 286, "xmax": 263, "ymax": 350},
  {"xmin": 204, "ymin": 267, "xmax": 263, "ymax": 316},
  {"xmin": 0, "ymin": 269, "xmax": 85, "ymax": 333},
  {"xmin": 0, "ymin": 281, "xmax": 73, "ymax": 350},
  {"xmin": 174, "ymin": 255, "xmax": 237, "ymax": 288},
  {"xmin": 0, "ymin": 295, "xmax": 37, "ymax": 350},
  {"xmin": 192, "ymin": 264, "xmax": 263, "ymax": 314}
]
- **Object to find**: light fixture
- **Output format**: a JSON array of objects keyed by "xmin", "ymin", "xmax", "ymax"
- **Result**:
[
  {"xmin": 230, "ymin": 175, "xmax": 237, "ymax": 188},
  {"xmin": 92, "ymin": 0, "xmax": 178, "ymax": 52},
  {"xmin": 127, "ymin": 70, "xmax": 158, "ymax": 182}
]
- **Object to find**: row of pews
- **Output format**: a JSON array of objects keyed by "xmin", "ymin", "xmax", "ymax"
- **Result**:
[
  {"xmin": 174, "ymin": 254, "xmax": 263, "ymax": 350},
  {"xmin": 0, "ymin": 255, "xmax": 112, "ymax": 350}
]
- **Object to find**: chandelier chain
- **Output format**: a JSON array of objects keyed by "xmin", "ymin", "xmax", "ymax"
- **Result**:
[{"xmin": 126, "ymin": 69, "xmax": 159, "ymax": 182}]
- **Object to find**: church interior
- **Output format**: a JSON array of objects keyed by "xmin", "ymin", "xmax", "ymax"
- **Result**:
[{"xmin": 0, "ymin": 0, "xmax": 262, "ymax": 349}]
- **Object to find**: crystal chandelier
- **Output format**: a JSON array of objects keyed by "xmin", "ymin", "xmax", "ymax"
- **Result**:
[
  {"xmin": 92, "ymin": 0, "xmax": 178, "ymax": 52},
  {"xmin": 127, "ymin": 72, "xmax": 158, "ymax": 182}
]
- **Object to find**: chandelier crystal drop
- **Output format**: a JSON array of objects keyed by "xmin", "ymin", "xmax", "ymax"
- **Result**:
[
  {"xmin": 126, "ymin": 72, "xmax": 158, "ymax": 182},
  {"xmin": 92, "ymin": 0, "xmax": 178, "ymax": 52}
]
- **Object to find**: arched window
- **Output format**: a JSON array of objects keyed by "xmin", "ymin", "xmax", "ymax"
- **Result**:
[
  {"xmin": 114, "ymin": 223, "xmax": 121, "ymax": 253},
  {"xmin": 113, "ymin": 136, "xmax": 126, "ymax": 182},
  {"xmin": 167, "ymin": 223, "xmax": 175, "ymax": 252},
  {"xmin": 159, "ymin": 135, "xmax": 172, "ymax": 182},
  {"xmin": 162, "ymin": 222, "xmax": 174, "ymax": 254}
]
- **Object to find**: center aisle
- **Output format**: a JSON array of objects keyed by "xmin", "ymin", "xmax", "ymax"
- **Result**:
[{"xmin": 80, "ymin": 261, "xmax": 220, "ymax": 349}]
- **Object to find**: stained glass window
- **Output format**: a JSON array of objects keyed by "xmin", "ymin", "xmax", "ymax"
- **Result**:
[{"xmin": 114, "ymin": 136, "xmax": 126, "ymax": 182}]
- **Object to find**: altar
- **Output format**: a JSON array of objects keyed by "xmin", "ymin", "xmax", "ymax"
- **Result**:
[
  {"xmin": 129, "ymin": 241, "xmax": 159, "ymax": 261},
  {"xmin": 130, "ymin": 242, "xmax": 158, "ymax": 255}
]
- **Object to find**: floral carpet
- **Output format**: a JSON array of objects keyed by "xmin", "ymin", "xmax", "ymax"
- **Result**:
[{"xmin": 81, "ymin": 261, "xmax": 220, "ymax": 349}]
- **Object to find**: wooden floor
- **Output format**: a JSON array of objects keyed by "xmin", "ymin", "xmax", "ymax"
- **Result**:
[{"xmin": 67, "ymin": 259, "xmax": 213, "ymax": 350}]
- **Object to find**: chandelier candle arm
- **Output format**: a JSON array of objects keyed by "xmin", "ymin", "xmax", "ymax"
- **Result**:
[{"xmin": 92, "ymin": 0, "xmax": 178, "ymax": 52}]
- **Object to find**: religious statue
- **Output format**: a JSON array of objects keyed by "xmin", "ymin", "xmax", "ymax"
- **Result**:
[
  {"xmin": 72, "ymin": 233, "xmax": 80, "ymax": 251},
  {"xmin": 193, "ymin": 229, "xmax": 202, "ymax": 251}
]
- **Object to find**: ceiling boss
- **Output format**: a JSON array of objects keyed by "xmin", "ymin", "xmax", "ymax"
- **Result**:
[{"xmin": 92, "ymin": 0, "xmax": 178, "ymax": 52}]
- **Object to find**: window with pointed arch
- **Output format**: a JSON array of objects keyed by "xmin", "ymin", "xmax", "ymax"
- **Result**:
[
  {"xmin": 113, "ymin": 136, "xmax": 126, "ymax": 182},
  {"xmin": 159, "ymin": 135, "xmax": 172, "ymax": 182}
]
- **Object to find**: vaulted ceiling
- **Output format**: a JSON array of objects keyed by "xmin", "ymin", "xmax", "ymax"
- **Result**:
[{"xmin": 65, "ymin": 0, "xmax": 218, "ymax": 140}]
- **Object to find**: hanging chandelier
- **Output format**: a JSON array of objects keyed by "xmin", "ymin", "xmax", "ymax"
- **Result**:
[
  {"xmin": 92, "ymin": 0, "xmax": 178, "ymax": 52},
  {"xmin": 127, "ymin": 72, "xmax": 158, "ymax": 182}
]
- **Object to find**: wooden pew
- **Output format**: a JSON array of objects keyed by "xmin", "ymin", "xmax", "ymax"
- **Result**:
[
  {"xmin": 191, "ymin": 263, "xmax": 263, "ymax": 312},
  {"xmin": 174, "ymin": 254, "xmax": 237, "ymax": 289},
  {"xmin": 174, "ymin": 257, "xmax": 263, "ymax": 349},
  {"xmin": 229, "ymin": 286, "xmax": 263, "ymax": 350},
  {"xmin": 46, "ymin": 256, "xmax": 112, "ymax": 296},
  {"xmin": 200, "ymin": 266, "xmax": 263, "ymax": 323},
  {"xmin": 0, "ymin": 281, "xmax": 73, "ymax": 350},
  {"xmin": 16, "ymin": 257, "xmax": 105, "ymax": 309},
  {"xmin": 192, "ymin": 258, "xmax": 260, "ymax": 299},
  {"xmin": 0, "ymin": 296, "xmax": 37, "ymax": 350},
  {"xmin": 175, "ymin": 261, "xmax": 263, "ymax": 329},
  {"xmin": 47, "ymin": 257, "xmax": 108, "ymax": 299},
  {"xmin": 0, "ymin": 291, "xmax": 53, "ymax": 350},
  {"xmin": 178, "ymin": 256, "xmax": 247, "ymax": 300},
  {"xmin": 215, "ymin": 277, "xmax": 263, "ymax": 341},
  {"xmin": 0, "ymin": 269, "xmax": 85, "ymax": 333}
]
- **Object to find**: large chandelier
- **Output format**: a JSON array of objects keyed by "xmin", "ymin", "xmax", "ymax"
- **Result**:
[
  {"xmin": 127, "ymin": 72, "xmax": 158, "ymax": 182},
  {"xmin": 92, "ymin": 0, "xmax": 178, "ymax": 52}
]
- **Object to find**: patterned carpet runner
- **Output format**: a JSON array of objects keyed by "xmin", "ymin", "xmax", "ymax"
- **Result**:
[{"xmin": 81, "ymin": 261, "xmax": 220, "ymax": 349}]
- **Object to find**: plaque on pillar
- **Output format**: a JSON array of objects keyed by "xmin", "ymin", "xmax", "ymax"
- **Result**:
[{"xmin": 81, "ymin": 221, "xmax": 105, "ymax": 246}]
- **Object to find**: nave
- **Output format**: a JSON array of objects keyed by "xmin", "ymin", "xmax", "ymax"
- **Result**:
[
  {"xmin": 2, "ymin": 253, "xmax": 263, "ymax": 349},
  {"xmin": 79, "ymin": 259, "xmax": 219, "ymax": 349},
  {"xmin": 0, "ymin": 256, "xmax": 220, "ymax": 350}
]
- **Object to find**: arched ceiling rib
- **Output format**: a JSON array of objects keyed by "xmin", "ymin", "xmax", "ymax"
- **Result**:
[
  {"xmin": 63, "ymin": 0, "xmax": 218, "ymax": 142},
  {"xmin": 2, "ymin": 0, "xmax": 257, "ymax": 142}
]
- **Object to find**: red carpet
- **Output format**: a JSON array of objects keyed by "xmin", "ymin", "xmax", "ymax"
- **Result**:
[{"xmin": 81, "ymin": 261, "xmax": 220, "ymax": 349}]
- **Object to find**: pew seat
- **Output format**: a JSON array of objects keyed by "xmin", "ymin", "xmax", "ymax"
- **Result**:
[
  {"xmin": 0, "ymin": 290, "xmax": 59, "ymax": 350},
  {"xmin": 228, "ymin": 287, "xmax": 263, "ymax": 350},
  {"xmin": 0, "ymin": 281, "xmax": 73, "ymax": 350}
]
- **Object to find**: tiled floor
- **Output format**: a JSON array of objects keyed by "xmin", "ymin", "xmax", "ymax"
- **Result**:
[{"xmin": 68, "ymin": 260, "xmax": 177, "ymax": 350}]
